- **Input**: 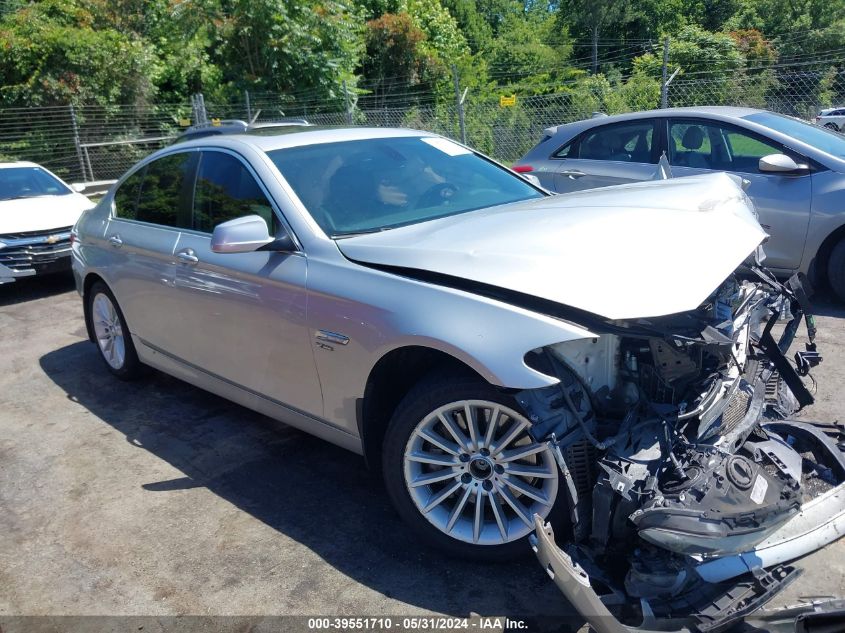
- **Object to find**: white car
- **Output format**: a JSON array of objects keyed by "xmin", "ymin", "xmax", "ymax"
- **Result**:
[
  {"xmin": 0, "ymin": 162, "xmax": 94, "ymax": 284},
  {"xmin": 814, "ymin": 106, "xmax": 845, "ymax": 131}
]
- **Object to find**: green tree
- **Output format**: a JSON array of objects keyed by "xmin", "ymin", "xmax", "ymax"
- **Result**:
[
  {"xmin": 210, "ymin": 0, "xmax": 365, "ymax": 103},
  {"xmin": 556, "ymin": 0, "xmax": 631, "ymax": 74},
  {"xmin": 361, "ymin": 12, "xmax": 436, "ymax": 105},
  {"xmin": 487, "ymin": 8, "xmax": 573, "ymax": 91},
  {"xmin": 0, "ymin": 0, "xmax": 156, "ymax": 106},
  {"xmin": 441, "ymin": 0, "xmax": 493, "ymax": 53}
]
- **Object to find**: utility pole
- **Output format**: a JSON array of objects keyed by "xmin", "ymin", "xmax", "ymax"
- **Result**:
[
  {"xmin": 592, "ymin": 25, "xmax": 599, "ymax": 75},
  {"xmin": 191, "ymin": 93, "xmax": 208, "ymax": 125},
  {"xmin": 342, "ymin": 80, "xmax": 353, "ymax": 126},
  {"xmin": 245, "ymin": 90, "xmax": 252, "ymax": 123},
  {"xmin": 69, "ymin": 104, "xmax": 87, "ymax": 182},
  {"xmin": 451, "ymin": 65, "xmax": 467, "ymax": 145},
  {"xmin": 661, "ymin": 37, "xmax": 670, "ymax": 109}
]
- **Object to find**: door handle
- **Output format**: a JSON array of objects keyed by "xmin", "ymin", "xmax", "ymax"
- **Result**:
[
  {"xmin": 560, "ymin": 170, "xmax": 586, "ymax": 178},
  {"xmin": 108, "ymin": 234, "xmax": 123, "ymax": 247},
  {"xmin": 176, "ymin": 248, "xmax": 199, "ymax": 264}
]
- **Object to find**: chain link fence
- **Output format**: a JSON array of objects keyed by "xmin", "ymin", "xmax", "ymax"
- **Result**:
[{"xmin": 2, "ymin": 66, "xmax": 844, "ymax": 184}]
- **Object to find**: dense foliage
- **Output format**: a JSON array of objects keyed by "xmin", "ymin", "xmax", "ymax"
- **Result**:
[{"xmin": 1, "ymin": 0, "xmax": 843, "ymax": 111}]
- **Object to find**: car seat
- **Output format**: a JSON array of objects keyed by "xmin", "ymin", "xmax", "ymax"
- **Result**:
[{"xmin": 680, "ymin": 126, "xmax": 710, "ymax": 169}]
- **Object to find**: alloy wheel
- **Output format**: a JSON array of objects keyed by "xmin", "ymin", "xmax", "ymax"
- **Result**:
[
  {"xmin": 403, "ymin": 400, "xmax": 557, "ymax": 546},
  {"xmin": 92, "ymin": 292, "xmax": 126, "ymax": 370}
]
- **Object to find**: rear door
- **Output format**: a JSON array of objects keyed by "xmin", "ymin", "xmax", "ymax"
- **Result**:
[
  {"xmin": 552, "ymin": 119, "xmax": 660, "ymax": 193},
  {"xmin": 103, "ymin": 151, "xmax": 196, "ymax": 352},
  {"xmin": 666, "ymin": 118, "xmax": 812, "ymax": 271},
  {"xmin": 170, "ymin": 149, "xmax": 322, "ymax": 416}
]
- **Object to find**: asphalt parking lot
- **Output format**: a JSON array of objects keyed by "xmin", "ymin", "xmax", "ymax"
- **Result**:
[{"xmin": 1, "ymin": 273, "xmax": 844, "ymax": 630}]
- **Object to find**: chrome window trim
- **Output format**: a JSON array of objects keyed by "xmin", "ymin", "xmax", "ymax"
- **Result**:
[{"xmin": 108, "ymin": 146, "xmax": 303, "ymax": 253}]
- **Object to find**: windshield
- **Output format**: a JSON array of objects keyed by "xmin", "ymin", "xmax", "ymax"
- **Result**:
[
  {"xmin": 267, "ymin": 136, "xmax": 543, "ymax": 237},
  {"xmin": 744, "ymin": 112, "xmax": 845, "ymax": 159},
  {"xmin": 0, "ymin": 166, "xmax": 72, "ymax": 201}
]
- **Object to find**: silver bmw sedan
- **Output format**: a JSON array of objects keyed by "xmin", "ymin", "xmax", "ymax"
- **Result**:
[{"xmin": 72, "ymin": 127, "xmax": 844, "ymax": 631}]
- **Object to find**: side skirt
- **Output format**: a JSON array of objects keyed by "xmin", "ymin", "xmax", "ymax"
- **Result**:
[{"xmin": 135, "ymin": 336, "xmax": 364, "ymax": 456}]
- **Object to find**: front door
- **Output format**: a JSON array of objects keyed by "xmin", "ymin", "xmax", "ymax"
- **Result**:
[{"xmin": 169, "ymin": 149, "xmax": 322, "ymax": 417}]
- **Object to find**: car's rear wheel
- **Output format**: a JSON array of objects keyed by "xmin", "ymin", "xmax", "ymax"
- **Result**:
[
  {"xmin": 828, "ymin": 238, "xmax": 845, "ymax": 302},
  {"xmin": 87, "ymin": 281, "xmax": 145, "ymax": 380},
  {"xmin": 382, "ymin": 372, "xmax": 561, "ymax": 561}
]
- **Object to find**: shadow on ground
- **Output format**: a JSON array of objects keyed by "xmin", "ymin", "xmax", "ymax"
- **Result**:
[
  {"xmin": 39, "ymin": 341, "xmax": 583, "ymax": 631},
  {"xmin": 0, "ymin": 271, "xmax": 75, "ymax": 307}
]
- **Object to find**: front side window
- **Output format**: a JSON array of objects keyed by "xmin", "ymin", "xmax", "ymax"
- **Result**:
[
  {"xmin": 267, "ymin": 136, "xmax": 543, "ymax": 237},
  {"xmin": 669, "ymin": 119, "xmax": 785, "ymax": 173},
  {"xmin": 577, "ymin": 121, "xmax": 656, "ymax": 163},
  {"xmin": 114, "ymin": 153, "xmax": 192, "ymax": 227},
  {"xmin": 193, "ymin": 152, "xmax": 275, "ymax": 233}
]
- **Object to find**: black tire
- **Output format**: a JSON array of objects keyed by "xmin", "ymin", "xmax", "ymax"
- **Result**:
[
  {"xmin": 825, "ymin": 122, "xmax": 839, "ymax": 131},
  {"xmin": 86, "ymin": 281, "xmax": 145, "ymax": 380},
  {"xmin": 382, "ymin": 370, "xmax": 566, "ymax": 562},
  {"xmin": 828, "ymin": 239, "xmax": 845, "ymax": 302}
]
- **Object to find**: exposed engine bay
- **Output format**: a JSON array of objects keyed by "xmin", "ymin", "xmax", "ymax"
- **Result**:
[{"xmin": 518, "ymin": 269, "xmax": 844, "ymax": 632}]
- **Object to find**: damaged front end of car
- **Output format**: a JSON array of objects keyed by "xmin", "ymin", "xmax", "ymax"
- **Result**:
[{"xmin": 520, "ymin": 270, "xmax": 843, "ymax": 633}]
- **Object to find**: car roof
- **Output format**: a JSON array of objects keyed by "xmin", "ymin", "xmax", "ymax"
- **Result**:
[
  {"xmin": 0, "ymin": 161, "xmax": 42, "ymax": 169},
  {"xmin": 171, "ymin": 126, "xmax": 437, "ymax": 153},
  {"xmin": 546, "ymin": 106, "xmax": 766, "ymax": 137}
]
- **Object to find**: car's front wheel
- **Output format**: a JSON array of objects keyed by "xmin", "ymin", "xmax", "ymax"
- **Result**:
[
  {"xmin": 382, "ymin": 372, "xmax": 561, "ymax": 561},
  {"xmin": 824, "ymin": 122, "xmax": 840, "ymax": 131},
  {"xmin": 87, "ymin": 281, "xmax": 145, "ymax": 380}
]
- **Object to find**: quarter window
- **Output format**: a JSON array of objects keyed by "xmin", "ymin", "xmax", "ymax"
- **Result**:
[
  {"xmin": 578, "ymin": 121, "xmax": 656, "ymax": 163},
  {"xmin": 552, "ymin": 141, "xmax": 574, "ymax": 158},
  {"xmin": 193, "ymin": 151, "xmax": 275, "ymax": 233}
]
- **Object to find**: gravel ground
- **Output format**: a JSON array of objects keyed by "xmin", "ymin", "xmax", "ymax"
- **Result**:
[{"xmin": 1, "ymin": 272, "xmax": 843, "ymax": 631}]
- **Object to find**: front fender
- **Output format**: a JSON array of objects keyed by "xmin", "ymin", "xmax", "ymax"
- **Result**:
[{"xmin": 306, "ymin": 258, "xmax": 596, "ymax": 432}]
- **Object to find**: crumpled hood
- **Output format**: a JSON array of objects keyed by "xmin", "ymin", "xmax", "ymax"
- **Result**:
[
  {"xmin": 337, "ymin": 173, "xmax": 767, "ymax": 320},
  {"xmin": 0, "ymin": 193, "xmax": 93, "ymax": 234}
]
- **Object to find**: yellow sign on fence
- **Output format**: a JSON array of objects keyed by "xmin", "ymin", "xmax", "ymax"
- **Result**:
[{"xmin": 499, "ymin": 94, "xmax": 516, "ymax": 107}]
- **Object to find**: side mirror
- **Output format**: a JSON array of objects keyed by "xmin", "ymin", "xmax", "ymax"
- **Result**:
[
  {"xmin": 211, "ymin": 215, "xmax": 275, "ymax": 254},
  {"xmin": 71, "ymin": 183, "xmax": 86, "ymax": 193},
  {"xmin": 759, "ymin": 153, "xmax": 808, "ymax": 174}
]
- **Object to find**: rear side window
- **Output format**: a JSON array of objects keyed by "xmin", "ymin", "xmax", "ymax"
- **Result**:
[
  {"xmin": 193, "ymin": 151, "xmax": 275, "ymax": 233},
  {"xmin": 578, "ymin": 121, "xmax": 656, "ymax": 163},
  {"xmin": 114, "ymin": 153, "xmax": 193, "ymax": 227}
]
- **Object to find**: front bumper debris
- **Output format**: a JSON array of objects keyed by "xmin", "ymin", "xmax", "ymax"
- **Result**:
[
  {"xmin": 526, "ymin": 270, "xmax": 843, "ymax": 632},
  {"xmin": 532, "ymin": 515, "xmax": 802, "ymax": 633}
]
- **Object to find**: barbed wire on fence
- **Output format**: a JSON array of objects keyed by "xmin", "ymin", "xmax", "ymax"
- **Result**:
[{"xmin": 2, "ymin": 64, "xmax": 844, "ymax": 183}]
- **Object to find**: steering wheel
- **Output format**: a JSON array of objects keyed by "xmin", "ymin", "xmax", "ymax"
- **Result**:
[{"xmin": 414, "ymin": 182, "xmax": 459, "ymax": 209}]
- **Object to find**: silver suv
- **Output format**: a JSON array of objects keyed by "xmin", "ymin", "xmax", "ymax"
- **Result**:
[{"xmin": 72, "ymin": 127, "xmax": 844, "ymax": 631}]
